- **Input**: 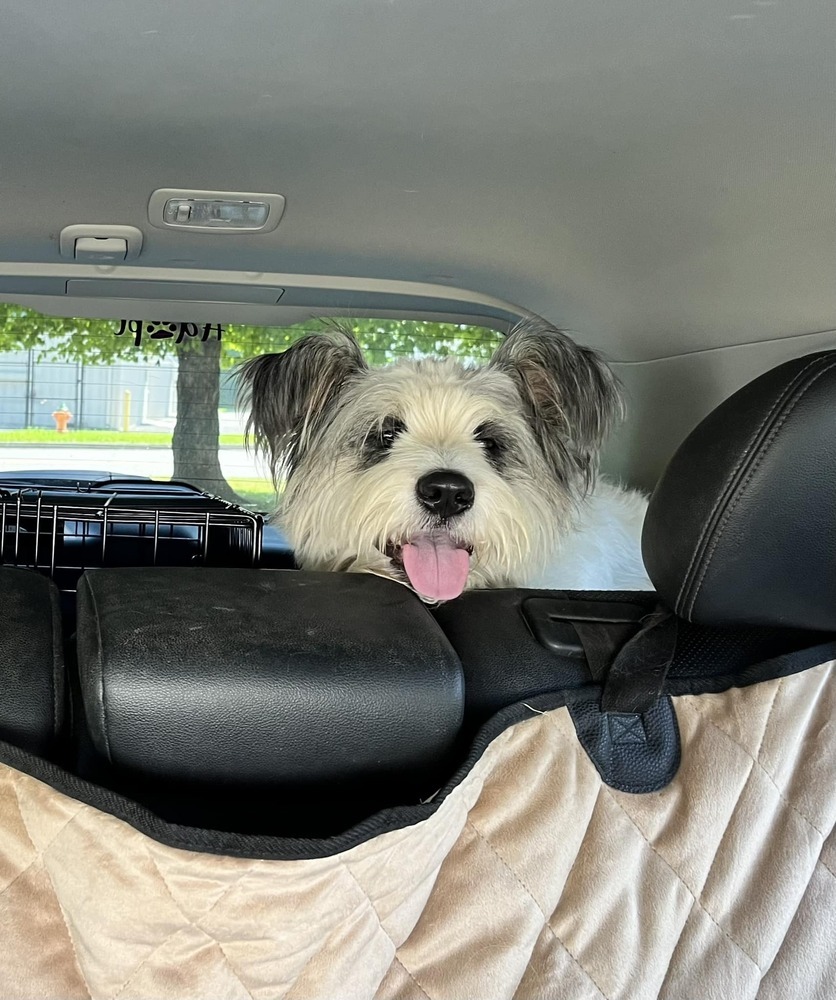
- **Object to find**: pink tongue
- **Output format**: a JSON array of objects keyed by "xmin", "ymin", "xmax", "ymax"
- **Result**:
[{"xmin": 401, "ymin": 534, "xmax": 470, "ymax": 601}]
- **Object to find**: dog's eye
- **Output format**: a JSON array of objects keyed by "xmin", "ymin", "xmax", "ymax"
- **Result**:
[
  {"xmin": 474, "ymin": 424, "xmax": 502, "ymax": 454},
  {"xmin": 359, "ymin": 417, "xmax": 406, "ymax": 467},
  {"xmin": 378, "ymin": 417, "xmax": 405, "ymax": 449}
]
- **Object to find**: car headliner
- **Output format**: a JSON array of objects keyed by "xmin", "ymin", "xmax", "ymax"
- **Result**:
[{"xmin": 0, "ymin": 0, "xmax": 834, "ymax": 486}]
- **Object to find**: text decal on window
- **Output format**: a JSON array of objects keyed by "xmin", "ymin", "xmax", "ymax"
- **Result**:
[{"xmin": 116, "ymin": 320, "xmax": 225, "ymax": 346}]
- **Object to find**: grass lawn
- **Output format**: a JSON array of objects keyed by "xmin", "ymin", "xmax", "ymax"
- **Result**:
[
  {"xmin": 0, "ymin": 428, "xmax": 245, "ymax": 446},
  {"xmin": 226, "ymin": 478, "xmax": 277, "ymax": 511}
]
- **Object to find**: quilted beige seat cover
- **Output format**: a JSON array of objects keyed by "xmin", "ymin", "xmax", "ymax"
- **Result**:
[{"xmin": 2, "ymin": 663, "xmax": 834, "ymax": 1000}]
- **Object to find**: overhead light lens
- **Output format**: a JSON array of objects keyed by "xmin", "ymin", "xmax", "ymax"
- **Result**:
[{"xmin": 162, "ymin": 198, "xmax": 270, "ymax": 229}]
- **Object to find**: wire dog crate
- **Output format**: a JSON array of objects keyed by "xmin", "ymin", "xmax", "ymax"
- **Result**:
[{"xmin": 0, "ymin": 478, "xmax": 264, "ymax": 593}]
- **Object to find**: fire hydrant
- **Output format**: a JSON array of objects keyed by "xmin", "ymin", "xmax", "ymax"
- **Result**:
[{"xmin": 52, "ymin": 405, "xmax": 72, "ymax": 433}]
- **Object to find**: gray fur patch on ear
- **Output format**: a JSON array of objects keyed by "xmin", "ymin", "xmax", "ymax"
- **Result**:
[
  {"xmin": 489, "ymin": 318, "xmax": 624, "ymax": 490},
  {"xmin": 236, "ymin": 326, "xmax": 368, "ymax": 481}
]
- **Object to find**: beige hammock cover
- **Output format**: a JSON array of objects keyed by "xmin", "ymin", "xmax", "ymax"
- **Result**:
[{"xmin": 2, "ymin": 662, "xmax": 834, "ymax": 1000}]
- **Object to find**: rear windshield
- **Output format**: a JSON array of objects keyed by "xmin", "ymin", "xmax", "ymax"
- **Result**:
[{"xmin": 0, "ymin": 306, "xmax": 503, "ymax": 512}]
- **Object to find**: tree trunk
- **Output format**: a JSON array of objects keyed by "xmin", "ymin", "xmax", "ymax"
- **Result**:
[{"xmin": 172, "ymin": 338, "xmax": 241, "ymax": 503}]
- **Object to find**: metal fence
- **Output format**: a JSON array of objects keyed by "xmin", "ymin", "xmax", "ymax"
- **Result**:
[{"xmin": 0, "ymin": 349, "xmax": 179, "ymax": 431}]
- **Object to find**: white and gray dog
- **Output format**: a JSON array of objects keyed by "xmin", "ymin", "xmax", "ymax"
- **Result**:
[{"xmin": 238, "ymin": 320, "xmax": 651, "ymax": 602}]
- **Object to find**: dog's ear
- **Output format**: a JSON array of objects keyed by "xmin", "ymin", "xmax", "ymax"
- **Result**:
[
  {"xmin": 236, "ymin": 327, "xmax": 368, "ymax": 479},
  {"xmin": 489, "ymin": 319, "xmax": 623, "ymax": 489}
]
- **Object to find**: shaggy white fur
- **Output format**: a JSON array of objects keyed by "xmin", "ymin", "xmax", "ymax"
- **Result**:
[
  {"xmin": 526, "ymin": 479, "xmax": 651, "ymax": 591},
  {"xmin": 239, "ymin": 319, "xmax": 653, "ymax": 600}
]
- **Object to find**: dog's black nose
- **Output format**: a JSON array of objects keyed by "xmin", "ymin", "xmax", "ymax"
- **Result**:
[{"xmin": 416, "ymin": 470, "xmax": 475, "ymax": 519}]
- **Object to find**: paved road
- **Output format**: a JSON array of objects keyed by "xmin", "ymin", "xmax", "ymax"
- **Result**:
[{"xmin": 0, "ymin": 445, "xmax": 267, "ymax": 482}]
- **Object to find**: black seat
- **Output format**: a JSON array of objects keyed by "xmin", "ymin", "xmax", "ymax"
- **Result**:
[{"xmin": 0, "ymin": 567, "xmax": 66, "ymax": 757}]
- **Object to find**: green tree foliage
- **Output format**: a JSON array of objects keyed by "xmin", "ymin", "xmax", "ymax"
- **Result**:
[{"xmin": 0, "ymin": 304, "xmax": 502, "ymax": 368}]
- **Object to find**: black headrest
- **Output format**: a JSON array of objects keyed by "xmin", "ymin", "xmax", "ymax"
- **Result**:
[
  {"xmin": 75, "ymin": 567, "xmax": 464, "ymax": 787},
  {"xmin": 642, "ymin": 351, "xmax": 836, "ymax": 630}
]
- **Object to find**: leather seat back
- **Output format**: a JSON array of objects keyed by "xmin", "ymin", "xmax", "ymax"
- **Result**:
[{"xmin": 0, "ymin": 567, "xmax": 65, "ymax": 756}]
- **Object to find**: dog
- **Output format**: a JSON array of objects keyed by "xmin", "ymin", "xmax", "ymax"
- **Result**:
[{"xmin": 238, "ymin": 319, "xmax": 651, "ymax": 601}]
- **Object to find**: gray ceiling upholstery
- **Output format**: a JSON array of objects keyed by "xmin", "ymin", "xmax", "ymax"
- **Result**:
[{"xmin": 0, "ymin": 0, "xmax": 834, "ymax": 364}]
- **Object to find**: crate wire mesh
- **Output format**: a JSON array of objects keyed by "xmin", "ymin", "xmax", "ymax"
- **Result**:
[{"xmin": 0, "ymin": 480, "xmax": 263, "ymax": 592}]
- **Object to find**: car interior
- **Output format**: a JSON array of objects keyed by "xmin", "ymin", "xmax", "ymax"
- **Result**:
[{"xmin": 0, "ymin": 0, "xmax": 834, "ymax": 853}]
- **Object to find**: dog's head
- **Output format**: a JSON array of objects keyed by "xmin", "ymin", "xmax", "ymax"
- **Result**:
[{"xmin": 238, "ymin": 320, "xmax": 622, "ymax": 601}]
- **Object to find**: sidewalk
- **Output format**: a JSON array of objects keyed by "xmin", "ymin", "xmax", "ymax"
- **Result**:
[{"xmin": 0, "ymin": 445, "xmax": 267, "ymax": 480}]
